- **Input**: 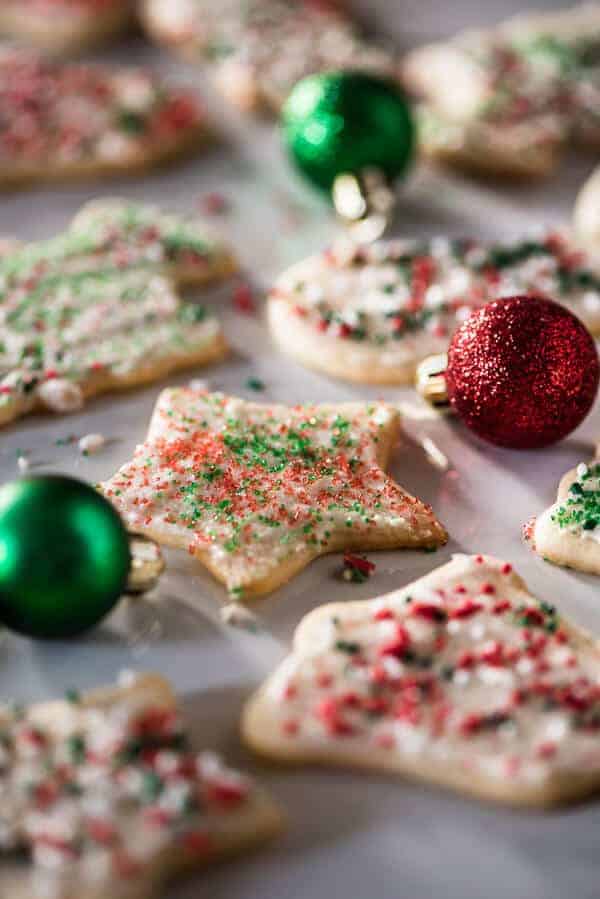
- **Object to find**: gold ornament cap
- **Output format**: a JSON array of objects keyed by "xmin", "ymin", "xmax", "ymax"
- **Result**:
[
  {"xmin": 332, "ymin": 168, "xmax": 395, "ymax": 243},
  {"xmin": 415, "ymin": 354, "xmax": 450, "ymax": 408}
]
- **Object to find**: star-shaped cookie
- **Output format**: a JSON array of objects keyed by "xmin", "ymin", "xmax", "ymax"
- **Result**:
[
  {"xmin": 268, "ymin": 230, "xmax": 600, "ymax": 384},
  {"xmin": 403, "ymin": 5, "xmax": 600, "ymax": 180},
  {"xmin": 0, "ymin": 49, "xmax": 208, "ymax": 188},
  {"xmin": 243, "ymin": 553, "xmax": 600, "ymax": 806},
  {"xmin": 101, "ymin": 389, "xmax": 447, "ymax": 599},
  {"xmin": 0, "ymin": 673, "xmax": 282, "ymax": 899},
  {"xmin": 0, "ymin": 199, "xmax": 235, "ymax": 428},
  {"xmin": 0, "ymin": 0, "xmax": 133, "ymax": 55},
  {"xmin": 140, "ymin": 0, "xmax": 397, "ymax": 114},
  {"xmin": 527, "ymin": 451, "xmax": 600, "ymax": 575}
]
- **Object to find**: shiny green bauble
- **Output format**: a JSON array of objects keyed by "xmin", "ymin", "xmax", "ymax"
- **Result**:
[
  {"xmin": 0, "ymin": 476, "xmax": 130, "ymax": 639},
  {"xmin": 282, "ymin": 71, "xmax": 415, "ymax": 193}
]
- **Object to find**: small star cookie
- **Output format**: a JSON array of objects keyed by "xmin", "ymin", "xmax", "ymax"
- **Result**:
[
  {"xmin": 0, "ymin": 199, "xmax": 235, "ymax": 427},
  {"xmin": 403, "ymin": 4, "xmax": 600, "ymax": 179},
  {"xmin": 0, "ymin": 673, "xmax": 282, "ymax": 899},
  {"xmin": 0, "ymin": 49, "xmax": 208, "ymax": 187},
  {"xmin": 527, "ymin": 454, "xmax": 600, "ymax": 575},
  {"xmin": 102, "ymin": 389, "xmax": 447, "ymax": 599},
  {"xmin": 268, "ymin": 231, "xmax": 600, "ymax": 384},
  {"xmin": 140, "ymin": 0, "xmax": 397, "ymax": 114},
  {"xmin": 243, "ymin": 553, "xmax": 600, "ymax": 806},
  {"xmin": 0, "ymin": 0, "xmax": 133, "ymax": 55}
]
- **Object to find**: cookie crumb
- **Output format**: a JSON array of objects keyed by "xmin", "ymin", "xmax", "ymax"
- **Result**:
[
  {"xmin": 117, "ymin": 669, "xmax": 139, "ymax": 688},
  {"xmin": 38, "ymin": 378, "xmax": 84, "ymax": 413},
  {"xmin": 78, "ymin": 433, "xmax": 106, "ymax": 456},
  {"xmin": 201, "ymin": 192, "xmax": 229, "ymax": 215},
  {"xmin": 221, "ymin": 603, "xmax": 259, "ymax": 632},
  {"xmin": 342, "ymin": 553, "xmax": 375, "ymax": 583}
]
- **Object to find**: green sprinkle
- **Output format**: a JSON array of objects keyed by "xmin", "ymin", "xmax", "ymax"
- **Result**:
[{"xmin": 245, "ymin": 377, "xmax": 265, "ymax": 392}]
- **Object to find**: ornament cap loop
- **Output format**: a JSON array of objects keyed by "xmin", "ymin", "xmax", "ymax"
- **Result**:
[
  {"xmin": 332, "ymin": 168, "xmax": 395, "ymax": 243},
  {"xmin": 126, "ymin": 534, "xmax": 165, "ymax": 595},
  {"xmin": 415, "ymin": 354, "xmax": 450, "ymax": 409}
]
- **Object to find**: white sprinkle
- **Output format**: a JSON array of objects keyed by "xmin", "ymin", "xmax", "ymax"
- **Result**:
[
  {"xmin": 117, "ymin": 669, "xmax": 138, "ymax": 688},
  {"xmin": 17, "ymin": 454, "xmax": 29, "ymax": 473},
  {"xmin": 78, "ymin": 433, "xmax": 105, "ymax": 456},
  {"xmin": 544, "ymin": 715, "xmax": 569, "ymax": 742},
  {"xmin": 470, "ymin": 623, "xmax": 486, "ymax": 640},
  {"xmin": 424, "ymin": 284, "xmax": 444, "ymax": 307},
  {"xmin": 577, "ymin": 463, "xmax": 589, "ymax": 478},
  {"xmin": 516, "ymin": 657, "xmax": 535, "ymax": 676},
  {"xmin": 188, "ymin": 378, "xmax": 210, "ymax": 392},
  {"xmin": 453, "ymin": 669, "xmax": 471, "ymax": 686}
]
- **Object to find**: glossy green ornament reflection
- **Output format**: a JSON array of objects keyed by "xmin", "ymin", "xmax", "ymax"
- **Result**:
[
  {"xmin": 282, "ymin": 71, "xmax": 415, "ymax": 194},
  {"xmin": 0, "ymin": 476, "xmax": 130, "ymax": 638}
]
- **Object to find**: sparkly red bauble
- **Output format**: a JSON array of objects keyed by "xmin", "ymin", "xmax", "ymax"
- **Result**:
[{"xmin": 445, "ymin": 296, "xmax": 599, "ymax": 449}]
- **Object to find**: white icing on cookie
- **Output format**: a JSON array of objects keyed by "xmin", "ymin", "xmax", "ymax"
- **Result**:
[
  {"xmin": 102, "ymin": 389, "xmax": 447, "ymax": 598},
  {"xmin": 244, "ymin": 554, "xmax": 600, "ymax": 804}
]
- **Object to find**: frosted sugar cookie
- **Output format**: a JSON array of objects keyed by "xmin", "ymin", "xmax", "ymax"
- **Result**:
[
  {"xmin": 0, "ymin": 49, "xmax": 208, "ymax": 187},
  {"xmin": 0, "ymin": 673, "xmax": 282, "ymax": 899},
  {"xmin": 268, "ymin": 231, "xmax": 600, "ymax": 384},
  {"xmin": 140, "ymin": 0, "xmax": 397, "ymax": 114},
  {"xmin": 0, "ymin": 0, "xmax": 133, "ymax": 54},
  {"xmin": 403, "ymin": 4, "xmax": 600, "ymax": 178},
  {"xmin": 0, "ymin": 199, "xmax": 235, "ymax": 427},
  {"xmin": 102, "ymin": 389, "xmax": 447, "ymax": 599},
  {"xmin": 528, "ymin": 454, "xmax": 600, "ymax": 575},
  {"xmin": 243, "ymin": 553, "xmax": 600, "ymax": 806}
]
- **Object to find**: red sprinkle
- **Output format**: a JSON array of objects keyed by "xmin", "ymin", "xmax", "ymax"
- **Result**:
[{"xmin": 232, "ymin": 282, "xmax": 256, "ymax": 315}]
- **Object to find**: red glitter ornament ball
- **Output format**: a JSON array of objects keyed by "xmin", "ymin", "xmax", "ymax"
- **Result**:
[{"xmin": 445, "ymin": 296, "xmax": 599, "ymax": 449}]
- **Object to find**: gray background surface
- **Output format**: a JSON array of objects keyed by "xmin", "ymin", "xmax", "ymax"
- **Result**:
[{"xmin": 2, "ymin": 2, "xmax": 600, "ymax": 897}]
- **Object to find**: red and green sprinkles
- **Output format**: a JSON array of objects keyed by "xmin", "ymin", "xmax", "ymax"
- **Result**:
[
  {"xmin": 0, "ymin": 687, "xmax": 253, "ymax": 879},
  {"xmin": 0, "ymin": 50, "xmax": 202, "ymax": 169},
  {"xmin": 0, "ymin": 202, "xmax": 222, "ymax": 409},
  {"xmin": 275, "ymin": 231, "xmax": 600, "ymax": 348},
  {"xmin": 274, "ymin": 556, "xmax": 600, "ymax": 780},
  {"xmin": 103, "ymin": 392, "xmax": 440, "ymax": 594}
]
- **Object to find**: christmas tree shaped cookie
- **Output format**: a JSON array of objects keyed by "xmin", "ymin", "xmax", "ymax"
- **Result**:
[
  {"xmin": 0, "ymin": 674, "xmax": 282, "ymax": 899},
  {"xmin": 243, "ymin": 553, "xmax": 600, "ymax": 806},
  {"xmin": 268, "ymin": 231, "xmax": 600, "ymax": 384},
  {"xmin": 528, "ymin": 454, "xmax": 600, "ymax": 575},
  {"xmin": 140, "ymin": 0, "xmax": 396, "ymax": 114},
  {"xmin": 102, "ymin": 389, "xmax": 447, "ymax": 599},
  {"xmin": 0, "ymin": 0, "xmax": 133, "ymax": 55},
  {"xmin": 0, "ymin": 199, "xmax": 235, "ymax": 428},
  {"xmin": 0, "ymin": 49, "xmax": 208, "ymax": 187},
  {"xmin": 403, "ymin": 4, "xmax": 600, "ymax": 179}
]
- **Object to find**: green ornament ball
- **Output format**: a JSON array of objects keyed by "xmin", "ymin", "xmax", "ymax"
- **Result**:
[
  {"xmin": 0, "ymin": 476, "xmax": 130, "ymax": 639},
  {"xmin": 282, "ymin": 70, "xmax": 415, "ymax": 194}
]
